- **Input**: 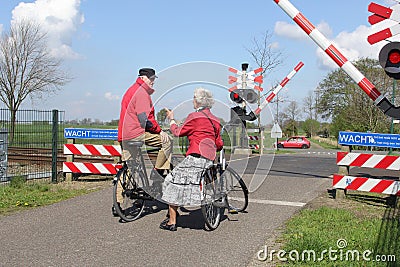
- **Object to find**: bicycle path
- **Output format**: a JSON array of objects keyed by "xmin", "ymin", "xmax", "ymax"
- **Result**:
[{"xmin": 0, "ymin": 154, "xmax": 333, "ymax": 266}]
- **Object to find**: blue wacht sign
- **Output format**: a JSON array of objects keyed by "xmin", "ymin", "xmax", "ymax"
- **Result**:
[
  {"xmin": 338, "ymin": 131, "xmax": 400, "ymax": 148},
  {"xmin": 64, "ymin": 128, "xmax": 118, "ymax": 140}
]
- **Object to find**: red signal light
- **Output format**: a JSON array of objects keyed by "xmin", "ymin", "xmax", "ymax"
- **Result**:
[
  {"xmin": 389, "ymin": 50, "xmax": 400, "ymax": 64},
  {"xmin": 378, "ymin": 42, "xmax": 400, "ymax": 79},
  {"xmin": 230, "ymin": 91, "xmax": 243, "ymax": 103}
]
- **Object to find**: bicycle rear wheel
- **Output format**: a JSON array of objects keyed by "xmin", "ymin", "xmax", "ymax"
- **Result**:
[
  {"xmin": 113, "ymin": 167, "xmax": 146, "ymax": 222},
  {"xmin": 223, "ymin": 167, "xmax": 248, "ymax": 212},
  {"xmin": 201, "ymin": 168, "xmax": 223, "ymax": 231}
]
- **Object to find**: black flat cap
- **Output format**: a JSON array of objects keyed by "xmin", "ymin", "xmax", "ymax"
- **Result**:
[{"xmin": 138, "ymin": 68, "xmax": 157, "ymax": 79}]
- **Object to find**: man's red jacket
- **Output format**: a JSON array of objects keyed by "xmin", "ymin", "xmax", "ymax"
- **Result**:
[{"xmin": 118, "ymin": 78, "xmax": 161, "ymax": 141}]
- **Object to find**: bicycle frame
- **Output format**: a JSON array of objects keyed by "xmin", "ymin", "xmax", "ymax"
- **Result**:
[{"xmin": 125, "ymin": 144, "xmax": 151, "ymax": 187}]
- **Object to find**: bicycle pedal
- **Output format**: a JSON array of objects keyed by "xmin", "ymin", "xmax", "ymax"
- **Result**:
[{"xmin": 137, "ymin": 192, "xmax": 153, "ymax": 200}]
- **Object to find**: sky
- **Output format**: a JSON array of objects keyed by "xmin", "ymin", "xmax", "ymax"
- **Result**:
[{"xmin": 0, "ymin": 0, "xmax": 399, "ymax": 124}]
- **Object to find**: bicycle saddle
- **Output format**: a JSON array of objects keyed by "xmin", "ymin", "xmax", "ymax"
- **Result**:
[{"xmin": 127, "ymin": 141, "xmax": 144, "ymax": 147}]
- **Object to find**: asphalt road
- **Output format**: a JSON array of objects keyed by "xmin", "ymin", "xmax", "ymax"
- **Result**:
[{"xmin": 0, "ymin": 150, "xmax": 338, "ymax": 267}]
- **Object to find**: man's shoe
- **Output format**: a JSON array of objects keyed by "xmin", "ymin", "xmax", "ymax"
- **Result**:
[
  {"xmin": 112, "ymin": 203, "xmax": 120, "ymax": 217},
  {"xmin": 228, "ymin": 206, "xmax": 238, "ymax": 214},
  {"xmin": 160, "ymin": 217, "xmax": 169, "ymax": 225},
  {"xmin": 159, "ymin": 222, "xmax": 177, "ymax": 231}
]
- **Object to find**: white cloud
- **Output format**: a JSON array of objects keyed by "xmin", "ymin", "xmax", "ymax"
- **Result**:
[
  {"xmin": 270, "ymin": 42, "xmax": 280, "ymax": 49},
  {"xmin": 316, "ymin": 19, "xmax": 400, "ymax": 69},
  {"xmin": 0, "ymin": 24, "xmax": 3, "ymax": 35},
  {"xmin": 11, "ymin": 0, "xmax": 84, "ymax": 59},
  {"xmin": 274, "ymin": 20, "xmax": 333, "ymax": 41},
  {"xmin": 104, "ymin": 92, "xmax": 120, "ymax": 101},
  {"xmin": 274, "ymin": 21, "xmax": 306, "ymax": 40},
  {"xmin": 384, "ymin": 0, "xmax": 398, "ymax": 5}
]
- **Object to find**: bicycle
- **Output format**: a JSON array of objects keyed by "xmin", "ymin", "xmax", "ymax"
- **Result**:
[
  {"xmin": 113, "ymin": 136, "xmax": 249, "ymax": 230},
  {"xmin": 112, "ymin": 141, "xmax": 165, "ymax": 222},
  {"xmin": 201, "ymin": 147, "xmax": 249, "ymax": 231}
]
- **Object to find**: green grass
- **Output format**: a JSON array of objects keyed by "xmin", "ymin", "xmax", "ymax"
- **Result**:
[
  {"xmin": 274, "ymin": 204, "xmax": 399, "ymax": 266},
  {"xmin": 310, "ymin": 137, "xmax": 339, "ymax": 150},
  {"xmin": 0, "ymin": 177, "xmax": 95, "ymax": 215},
  {"xmin": 263, "ymin": 149, "xmax": 296, "ymax": 154}
]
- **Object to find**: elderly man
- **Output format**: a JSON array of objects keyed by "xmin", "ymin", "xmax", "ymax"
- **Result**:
[{"xmin": 114, "ymin": 68, "xmax": 172, "ymax": 215}]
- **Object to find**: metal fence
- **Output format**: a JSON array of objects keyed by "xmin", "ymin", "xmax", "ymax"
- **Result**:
[{"xmin": 0, "ymin": 109, "xmax": 64, "ymax": 183}]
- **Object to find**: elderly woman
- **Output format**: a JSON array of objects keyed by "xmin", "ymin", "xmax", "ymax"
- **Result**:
[{"xmin": 160, "ymin": 87, "xmax": 224, "ymax": 231}]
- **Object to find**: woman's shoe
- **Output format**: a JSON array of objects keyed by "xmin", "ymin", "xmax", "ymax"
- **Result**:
[{"xmin": 159, "ymin": 222, "xmax": 177, "ymax": 231}]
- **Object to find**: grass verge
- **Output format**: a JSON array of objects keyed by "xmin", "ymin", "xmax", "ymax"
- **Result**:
[
  {"xmin": 254, "ymin": 191, "xmax": 399, "ymax": 266},
  {"xmin": 310, "ymin": 138, "xmax": 339, "ymax": 150},
  {"xmin": 0, "ymin": 177, "xmax": 110, "ymax": 215}
]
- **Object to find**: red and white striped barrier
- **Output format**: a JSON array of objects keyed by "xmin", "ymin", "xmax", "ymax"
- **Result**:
[
  {"xmin": 255, "ymin": 61, "xmax": 304, "ymax": 115},
  {"xmin": 63, "ymin": 162, "xmax": 121, "ymax": 175},
  {"xmin": 333, "ymin": 175, "xmax": 400, "ymax": 195},
  {"xmin": 334, "ymin": 152, "xmax": 400, "ymax": 195},
  {"xmin": 337, "ymin": 152, "xmax": 400, "ymax": 170},
  {"xmin": 249, "ymin": 144, "xmax": 260, "ymax": 149},
  {"xmin": 63, "ymin": 144, "xmax": 121, "ymax": 175},
  {"xmin": 273, "ymin": 0, "xmax": 383, "ymax": 103},
  {"xmin": 248, "ymin": 135, "xmax": 259, "ymax": 141},
  {"xmin": 64, "ymin": 144, "xmax": 121, "ymax": 156}
]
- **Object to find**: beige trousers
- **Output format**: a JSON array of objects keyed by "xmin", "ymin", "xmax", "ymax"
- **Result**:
[{"xmin": 121, "ymin": 132, "xmax": 172, "ymax": 169}]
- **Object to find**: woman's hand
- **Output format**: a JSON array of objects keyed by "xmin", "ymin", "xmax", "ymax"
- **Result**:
[{"xmin": 165, "ymin": 108, "xmax": 174, "ymax": 120}]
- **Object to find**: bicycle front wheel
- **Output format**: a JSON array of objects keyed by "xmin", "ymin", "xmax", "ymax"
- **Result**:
[
  {"xmin": 201, "ymin": 169, "xmax": 223, "ymax": 231},
  {"xmin": 113, "ymin": 167, "xmax": 146, "ymax": 222},
  {"xmin": 223, "ymin": 167, "xmax": 248, "ymax": 212}
]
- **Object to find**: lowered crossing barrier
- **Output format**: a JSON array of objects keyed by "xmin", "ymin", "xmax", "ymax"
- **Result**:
[
  {"xmin": 333, "ymin": 152, "xmax": 400, "ymax": 196},
  {"xmin": 333, "ymin": 131, "xmax": 400, "ymax": 205}
]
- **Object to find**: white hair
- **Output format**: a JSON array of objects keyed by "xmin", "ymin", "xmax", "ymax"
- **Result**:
[{"xmin": 193, "ymin": 87, "xmax": 214, "ymax": 108}]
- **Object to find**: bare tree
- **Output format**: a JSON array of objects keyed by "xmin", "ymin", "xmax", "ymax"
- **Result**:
[
  {"xmin": 270, "ymin": 90, "xmax": 289, "ymax": 125},
  {"xmin": 0, "ymin": 20, "xmax": 70, "ymax": 142},
  {"xmin": 284, "ymin": 100, "xmax": 301, "ymax": 121},
  {"xmin": 282, "ymin": 100, "xmax": 301, "ymax": 136},
  {"xmin": 246, "ymin": 31, "xmax": 283, "ymax": 76},
  {"xmin": 246, "ymin": 30, "xmax": 283, "ymax": 129},
  {"xmin": 303, "ymin": 90, "xmax": 317, "ymax": 120}
]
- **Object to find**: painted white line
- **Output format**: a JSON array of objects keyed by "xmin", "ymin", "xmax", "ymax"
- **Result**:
[
  {"xmin": 230, "ymin": 197, "xmax": 306, "ymax": 207},
  {"xmin": 228, "ymin": 155, "xmax": 261, "ymax": 163}
]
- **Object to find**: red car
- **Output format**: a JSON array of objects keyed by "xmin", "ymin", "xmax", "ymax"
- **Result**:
[{"xmin": 277, "ymin": 136, "xmax": 310, "ymax": 149}]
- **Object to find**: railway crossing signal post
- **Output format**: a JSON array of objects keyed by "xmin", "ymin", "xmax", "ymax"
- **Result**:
[
  {"xmin": 368, "ymin": 2, "xmax": 400, "ymax": 151},
  {"xmin": 227, "ymin": 61, "xmax": 304, "ymax": 153},
  {"xmin": 228, "ymin": 63, "xmax": 260, "ymax": 153}
]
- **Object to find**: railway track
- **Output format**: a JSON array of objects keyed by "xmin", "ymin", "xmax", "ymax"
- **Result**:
[
  {"xmin": 8, "ymin": 146, "xmax": 117, "ymax": 164},
  {"xmin": 7, "ymin": 146, "xmax": 165, "ymax": 164}
]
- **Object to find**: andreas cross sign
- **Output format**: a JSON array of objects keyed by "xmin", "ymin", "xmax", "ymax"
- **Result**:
[{"xmin": 273, "ymin": 0, "xmax": 400, "ymax": 119}]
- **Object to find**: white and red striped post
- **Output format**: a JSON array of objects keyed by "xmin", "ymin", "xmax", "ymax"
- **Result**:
[
  {"xmin": 273, "ymin": 0, "xmax": 400, "ymax": 119},
  {"xmin": 255, "ymin": 61, "xmax": 304, "ymax": 115}
]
